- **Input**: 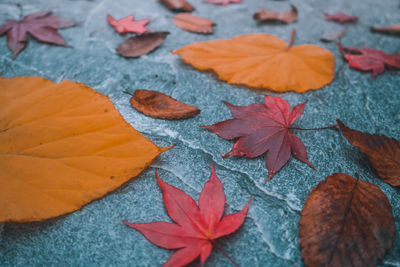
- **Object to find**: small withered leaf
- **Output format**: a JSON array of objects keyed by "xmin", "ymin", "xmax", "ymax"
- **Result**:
[
  {"xmin": 254, "ymin": 5, "xmax": 298, "ymax": 24},
  {"xmin": 116, "ymin": 32, "xmax": 169, "ymax": 58},
  {"xmin": 371, "ymin": 24, "xmax": 400, "ymax": 36},
  {"xmin": 159, "ymin": 0, "xmax": 194, "ymax": 12},
  {"xmin": 324, "ymin": 12, "xmax": 358, "ymax": 24},
  {"xmin": 129, "ymin": 89, "xmax": 200, "ymax": 119},
  {"xmin": 299, "ymin": 173, "xmax": 395, "ymax": 267},
  {"xmin": 337, "ymin": 119, "xmax": 400, "ymax": 187},
  {"xmin": 320, "ymin": 29, "xmax": 346, "ymax": 42},
  {"xmin": 173, "ymin": 13, "xmax": 215, "ymax": 34}
]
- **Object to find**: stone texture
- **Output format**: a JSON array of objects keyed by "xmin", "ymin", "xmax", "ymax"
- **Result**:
[{"xmin": 0, "ymin": 0, "xmax": 399, "ymax": 266}]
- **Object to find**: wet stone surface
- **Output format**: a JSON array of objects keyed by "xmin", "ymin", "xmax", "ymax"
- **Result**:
[{"xmin": 0, "ymin": 0, "xmax": 399, "ymax": 266}]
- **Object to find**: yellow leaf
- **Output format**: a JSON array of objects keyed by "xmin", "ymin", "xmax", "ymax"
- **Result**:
[
  {"xmin": 0, "ymin": 76, "xmax": 170, "ymax": 223},
  {"xmin": 173, "ymin": 30, "xmax": 335, "ymax": 93}
]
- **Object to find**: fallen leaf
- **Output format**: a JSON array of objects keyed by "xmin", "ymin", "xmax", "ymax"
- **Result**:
[
  {"xmin": 159, "ymin": 0, "xmax": 194, "ymax": 12},
  {"xmin": 201, "ymin": 95, "xmax": 316, "ymax": 182},
  {"xmin": 107, "ymin": 14, "xmax": 150, "ymax": 34},
  {"xmin": 173, "ymin": 13, "xmax": 215, "ymax": 34},
  {"xmin": 0, "ymin": 10, "xmax": 76, "ymax": 58},
  {"xmin": 116, "ymin": 32, "xmax": 169, "ymax": 58},
  {"xmin": 338, "ymin": 42, "xmax": 400, "ymax": 78},
  {"xmin": 320, "ymin": 29, "xmax": 346, "ymax": 42},
  {"xmin": 205, "ymin": 0, "xmax": 242, "ymax": 5},
  {"xmin": 123, "ymin": 164, "xmax": 252, "ymax": 267},
  {"xmin": 324, "ymin": 12, "xmax": 358, "ymax": 24},
  {"xmin": 299, "ymin": 173, "xmax": 395, "ymax": 267},
  {"xmin": 337, "ymin": 119, "xmax": 400, "ymax": 187},
  {"xmin": 254, "ymin": 5, "xmax": 298, "ymax": 24},
  {"xmin": 129, "ymin": 89, "xmax": 200, "ymax": 119},
  {"xmin": 172, "ymin": 29, "xmax": 335, "ymax": 92},
  {"xmin": 0, "ymin": 76, "xmax": 170, "ymax": 223},
  {"xmin": 371, "ymin": 24, "xmax": 400, "ymax": 36}
]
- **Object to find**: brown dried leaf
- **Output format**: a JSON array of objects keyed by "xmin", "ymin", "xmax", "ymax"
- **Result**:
[
  {"xmin": 254, "ymin": 5, "xmax": 298, "ymax": 24},
  {"xmin": 320, "ymin": 29, "xmax": 346, "ymax": 42},
  {"xmin": 337, "ymin": 119, "xmax": 400, "ymax": 187},
  {"xmin": 371, "ymin": 24, "xmax": 400, "ymax": 36},
  {"xmin": 129, "ymin": 90, "xmax": 200, "ymax": 119},
  {"xmin": 116, "ymin": 32, "xmax": 169, "ymax": 58},
  {"xmin": 159, "ymin": 0, "xmax": 194, "ymax": 12},
  {"xmin": 299, "ymin": 173, "xmax": 395, "ymax": 267},
  {"xmin": 173, "ymin": 13, "xmax": 215, "ymax": 34}
]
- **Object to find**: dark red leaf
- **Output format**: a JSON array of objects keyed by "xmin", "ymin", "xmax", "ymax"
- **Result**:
[
  {"xmin": 107, "ymin": 14, "xmax": 150, "ymax": 34},
  {"xmin": 159, "ymin": 0, "xmax": 195, "ymax": 12},
  {"xmin": 254, "ymin": 5, "xmax": 298, "ymax": 24},
  {"xmin": 123, "ymin": 164, "xmax": 252, "ymax": 267},
  {"xmin": 337, "ymin": 42, "xmax": 400, "ymax": 78},
  {"xmin": 116, "ymin": 32, "xmax": 169, "ymax": 58},
  {"xmin": 371, "ymin": 24, "xmax": 400, "ymax": 36},
  {"xmin": 173, "ymin": 13, "xmax": 215, "ymax": 34},
  {"xmin": 201, "ymin": 96, "xmax": 316, "ymax": 182},
  {"xmin": 299, "ymin": 173, "xmax": 395, "ymax": 267},
  {"xmin": 337, "ymin": 119, "xmax": 400, "ymax": 187},
  {"xmin": 129, "ymin": 89, "xmax": 200, "ymax": 119},
  {"xmin": 0, "ymin": 10, "xmax": 76, "ymax": 58},
  {"xmin": 324, "ymin": 12, "xmax": 358, "ymax": 24}
]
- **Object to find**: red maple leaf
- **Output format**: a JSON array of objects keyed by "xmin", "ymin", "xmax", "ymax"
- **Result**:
[
  {"xmin": 324, "ymin": 12, "xmax": 358, "ymax": 24},
  {"xmin": 123, "ymin": 164, "xmax": 252, "ymax": 267},
  {"xmin": 0, "ymin": 10, "xmax": 76, "ymax": 58},
  {"xmin": 204, "ymin": 0, "xmax": 242, "ymax": 6},
  {"xmin": 202, "ymin": 96, "xmax": 317, "ymax": 182},
  {"xmin": 338, "ymin": 42, "xmax": 400, "ymax": 78},
  {"xmin": 107, "ymin": 14, "xmax": 150, "ymax": 34}
]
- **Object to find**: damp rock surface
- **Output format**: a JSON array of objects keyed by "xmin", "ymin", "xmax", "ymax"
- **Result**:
[{"xmin": 0, "ymin": 0, "xmax": 399, "ymax": 266}]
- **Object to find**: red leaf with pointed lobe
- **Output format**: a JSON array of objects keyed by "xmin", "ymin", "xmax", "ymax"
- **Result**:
[
  {"xmin": 204, "ymin": 0, "xmax": 242, "ymax": 6},
  {"xmin": 107, "ymin": 14, "xmax": 150, "ymax": 34},
  {"xmin": 324, "ymin": 12, "xmax": 358, "ymax": 24},
  {"xmin": 0, "ymin": 10, "xmax": 76, "ymax": 58},
  {"xmin": 123, "ymin": 164, "xmax": 252, "ymax": 267},
  {"xmin": 202, "ymin": 96, "xmax": 315, "ymax": 182},
  {"xmin": 338, "ymin": 42, "xmax": 400, "ymax": 78}
]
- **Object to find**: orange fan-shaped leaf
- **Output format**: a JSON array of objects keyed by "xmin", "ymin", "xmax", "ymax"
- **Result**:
[
  {"xmin": 0, "ymin": 76, "xmax": 170, "ymax": 223},
  {"xmin": 172, "ymin": 30, "xmax": 335, "ymax": 93}
]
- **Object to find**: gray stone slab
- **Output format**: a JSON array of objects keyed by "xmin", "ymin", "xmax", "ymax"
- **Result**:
[{"xmin": 0, "ymin": 0, "xmax": 399, "ymax": 266}]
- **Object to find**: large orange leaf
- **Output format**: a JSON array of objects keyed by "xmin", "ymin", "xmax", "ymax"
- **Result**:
[
  {"xmin": 0, "ymin": 76, "xmax": 169, "ymax": 223},
  {"xmin": 173, "ymin": 30, "xmax": 335, "ymax": 93}
]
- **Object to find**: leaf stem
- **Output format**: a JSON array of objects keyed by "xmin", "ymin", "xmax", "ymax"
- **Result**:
[
  {"xmin": 16, "ymin": 3, "xmax": 23, "ymax": 20},
  {"xmin": 289, "ymin": 124, "xmax": 338, "ymax": 131},
  {"xmin": 286, "ymin": 28, "xmax": 296, "ymax": 51},
  {"xmin": 210, "ymin": 239, "xmax": 240, "ymax": 267},
  {"xmin": 122, "ymin": 90, "xmax": 133, "ymax": 96}
]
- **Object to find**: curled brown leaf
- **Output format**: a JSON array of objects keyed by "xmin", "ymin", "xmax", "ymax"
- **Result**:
[
  {"xmin": 254, "ymin": 5, "xmax": 298, "ymax": 24},
  {"xmin": 371, "ymin": 24, "xmax": 400, "ymax": 36},
  {"xmin": 337, "ymin": 119, "xmax": 400, "ymax": 187},
  {"xmin": 116, "ymin": 32, "xmax": 169, "ymax": 58},
  {"xmin": 129, "ymin": 90, "xmax": 200, "ymax": 119},
  {"xmin": 159, "ymin": 0, "xmax": 194, "ymax": 12},
  {"xmin": 300, "ymin": 173, "xmax": 395, "ymax": 267},
  {"xmin": 173, "ymin": 13, "xmax": 215, "ymax": 34}
]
